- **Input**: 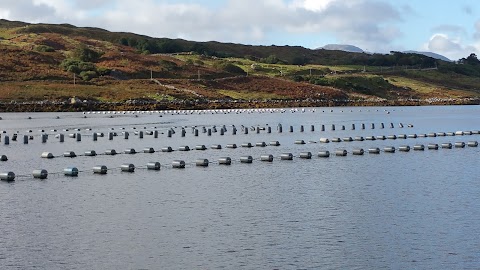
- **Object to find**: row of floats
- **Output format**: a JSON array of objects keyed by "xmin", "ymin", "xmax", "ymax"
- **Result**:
[
  {"xmin": 3, "ymin": 127, "xmax": 478, "ymax": 146},
  {"xmin": 0, "ymin": 122, "xmax": 413, "ymax": 145},
  {"xmin": 1, "ymin": 141, "xmax": 478, "ymax": 181}
]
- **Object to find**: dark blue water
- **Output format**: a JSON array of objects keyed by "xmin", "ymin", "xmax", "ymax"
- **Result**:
[{"xmin": 0, "ymin": 106, "xmax": 479, "ymax": 269}]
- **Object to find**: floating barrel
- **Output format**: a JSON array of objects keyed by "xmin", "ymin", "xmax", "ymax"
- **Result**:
[
  {"xmin": 417, "ymin": 134, "xmax": 427, "ymax": 138},
  {"xmin": 384, "ymin": 147, "xmax": 395, "ymax": 153},
  {"xmin": 371, "ymin": 123, "xmax": 375, "ymax": 129},
  {"xmin": 256, "ymin": 142, "xmax": 267, "ymax": 147},
  {"xmin": 455, "ymin": 131, "xmax": 464, "ymax": 136},
  {"xmin": 41, "ymin": 152, "xmax": 54, "ymax": 159},
  {"xmin": 387, "ymin": 135, "xmax": 397, "ymax": 140},
  {"xmin": 321, "ymin": 125, "xmax": 325, "ymax": 131},
  {"xmin": 244, "ymin": 128, "xmax": 248, "ymax": 135},
  {"xmin": 42, "ymin": 134, "xmax": 48, "ymax": 143},
  {"xmin": 105, "ymin": 149, "xmax": 117, "ymax": 155},
  {"xmin": 211, "ymin": 144, "xmax": 222, "ymax": 149},
  {"xmin": 343, "ymin": 137, "xmax": 353, "ymax": 142},
  {"xmin": 139, "ymin": 131, "xmax": 144, "ymax": 138},
  {"xmin": 241, "ymin": 143, "xmax": 253, "ymax": 148},
  {"xmin": 354, "ymin": 136, "xmax": 364, "ymax": 141},
  {"xmin": 208, "ymin": 129, "xmax": 212, "ymax": 136},
  {"xmin": 179, "ymin": 146, "xmax": 190, "ymax": 151},
  {"xmin": 218, "ymin": 157, "xmax": 232, "ymax": 165},
  {"xmin": 468, "ymin": 141, "xmax": 478, "ymax": 147},
  {"xmin": 361, "ymin": 123, "xmax": 365, "ymax": 129},
  {"xmin": 281, "ymin": 153, "xmax": 294, "ymax": 160},
  {"xmin": 311, "ymin": 125, "xmax": 315, "ymax": 132},
  {"xmin": 331, "ymin": 124, "xmax": 335, "ymax": 131},
  {"xmin": 269, "ymin": 141, "xmax": 280, "ymax": 146},
  {"xmin": 441, "ymin": 143, "xmax": 452, "ymax": 149},
  {"xmin": 76, "ymin": 133, "xmax": 81, "ymax": 141},
  {"xmin": 195, "ymin": 145, "xmax": 207, "ymax": 151},
  {"xmin": 226, "ymin": 144, "xmax": 237, "ymax": 149},
  {"xmin": 335, "ymin": 150, "xmax": 347, "ymax": 156},
  {"xmin": 408, "ymin": 134, "xmax": 417, "ymax": 138},
  {"xmin": 124, "ymin": 132, "xmax": 129, "ymax": 139},
  {"xmin": 64, "ymin": 167, "xmax": 78, "ymax": 177},
  {"xmin": 437, "ymin": 132, "xmax": 446, "ymax": 137},
  {"xmin": 341, "ymin": 125, "xmax": 345, "ymax": 130},
  {"xmin": 154, "ymin": 130, "xmax": 159, "ymax": 138},
  {"xmin": 331, "ymin": 137, "xmax": 341, "ymax": 142},
  {"xmin": 93, "ymin": 165, "xmax": 108, "ymax": 174},
  {"xmin": 147, "ymin": 162, "xmax": 161, "ymax": 170},
  {"xmin": 289, "ymin": 126, "xmax": 293, "ymax": 132},
  {"xmin": 124, "ymin": 148, "xmax": 136, "ymax": 154},
  {"xmin": 121, "ymin": 163, "xmax": 135, "ymax": 172},
  {"xmin": 390, "ymin": 123, "xmax": 394, "ymax": 128},
  {"xmin": 299, "ymin": 152, "xmax": 312, "ymax": 159},
  {"xmin": 92, "ymin": 133, "xmax": 98, "ymax": 141},
  {"xmin": 267, "ymin": 127, "xmax": 272, "ymax": 133},
  {"xmin": 397, "ymin": 134, "xmax": 407, "ymax": 139},
  {"xmin": 428, "ymin": 144, "xmax": 439, "ymax": 150},
  {"xmin": 351, "ymin": 124, "xmax": 356, "ymax": 130},
  {"xmin": 368, "ymin": 148, "xmax": 381, "ymax": 154},
  {"xmin": 0, "ymin": 155, "xmax": 7, "ymax": 161},
  {"xmin": 376, "ymin": 135, "xmax": 386, "ymax": 140},
  {"xmin": 3, "ymin": 135, "xmax": 9, "ymax": 145},
  {"xmin": 319, "ymin": 138, "xmax": 330, "ymax": 143},
  {"xmin": 454, "ymin": 142, "xmax": 465, "ymax": 148},
  {"xmin": 399, "ymin": 123, "xmax": 404, "ymax": 128},
  {"xmin": 413, "ymin": 145, "xmax": 425, "ymax": 151},
  {"xmin": 143, "ymin": 147, "xmax": 155, "ymax": 153},
  {"xmin": 195, "ymin": 129, "xmax": 199, "ymax": 136},
  {"xmin": 399, "ymin": 145, "xmax": 410, "ymax": 152},
  {"xmin": 68, "ymin": 133, "xmax": 76, "ymax": 138},
  {"xmin": 464, "ymin": 131, "xmax": 473, "ymax": 135},
  {"xmin": 472, "ymin": 130, "xmax": 480, "ymax": 134},
  {"xmin": 0, "ymin": 172, "xmax": 15, "ymax": 181},
  {"xmin": 427, "ymin": 133, "xmax": 437, "ymax": 137},
  {"xmin": 278, "ymin": 124, "xmax": 283, "ymax": 133},
  {"xmin": 195, "ymin": 159, "xmax": 209, "ymax": 167},
  {"xmin": 260, "ymin": 154, "xmax": 274, "ymax": 162},
  {"xmin": 64, "ymin": 151, "xmax": 77, "ymax": 158},
  {"xmin": 96, "ymin": 133, "xmax": 105, "ymax": 138},
  {"xmin": 23, "ymin": 135, "xmax": 28, "ymax": 144},
  {"xmin": 318, "ymin": 151, "xmax": 330, "ymax": 157},
  {"xmin": 33, "ymin": 169, "xmax": 48, "ymax": 179},
  {"xmin": 365, "ymin": 136, "xmax": 376, "ymax": 141},
  {"xmin": 352, "ymin": 149, "xmax": 364, "ymax": 155},
  {"xmin": 240, "ymin": 156, "xmax": 253, "ymax": 163},
  {"xmin": 446, "ymin": 132, "xmax": 455, "ymax": 136},
  {"xmin": 161, "ymin": 146, "xmax": 173, "ymax": 152},
  {"xmin": 145, "ymin": 131, "xmax": 153, "ymax": 135},
  {"xmin": 294, "ymin": 140, "xmax": 306, "ymax": 145},
  {"xmin": 381, "ymin": 123, "xmax": 385, "ymax": 129},
  {"xmin": 172, "ymin": 160, "xmax": 186, "ymax": 169},
  {"xmin": 84, "ymin": 150, "xmax": 97, "ymax": 156}
]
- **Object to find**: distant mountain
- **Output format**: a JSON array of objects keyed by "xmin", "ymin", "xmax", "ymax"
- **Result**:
[
  {"xmin": 404, "ymin": 50, "xmax": 451, "ymax": 62},
  {"xmin": 319, "ymin": 44, "xmax": 364, "ymax": 53}
]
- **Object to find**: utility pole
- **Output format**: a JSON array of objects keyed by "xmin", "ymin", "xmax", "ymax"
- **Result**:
[
  {"xmin": 197, "ymin": 69, "xmax": 200, "ymax": 80},
  {"xmin": 73, "ymin": 73, "xmax": 76, "ymax": 86},
  {"xmin": 150, "ymin": 69, "xmax": 153, "ymax": 80}
]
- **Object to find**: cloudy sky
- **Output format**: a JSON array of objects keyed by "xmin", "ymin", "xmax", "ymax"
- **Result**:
[{"xmin": 0, "ymin": 0, "xmax": 478, "ymax": 60}]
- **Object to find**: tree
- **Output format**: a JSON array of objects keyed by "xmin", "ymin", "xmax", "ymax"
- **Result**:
[{"xmin": 73, "ymin": 45, "xmax": 102, "ymax": 62}]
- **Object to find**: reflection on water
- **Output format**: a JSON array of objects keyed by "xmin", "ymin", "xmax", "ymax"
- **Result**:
[{"xmin": 0, "ymin": 105, "xmax": 479, "ymax": 269}]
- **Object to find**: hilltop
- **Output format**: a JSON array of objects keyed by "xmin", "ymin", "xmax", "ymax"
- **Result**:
[{"xmin": 0, "ymin": 19, "xmax": 479, "ymax": 111}]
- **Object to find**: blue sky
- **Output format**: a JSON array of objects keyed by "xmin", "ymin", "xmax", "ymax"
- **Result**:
[{"xmin": 0, "ymin": 0, "xmax": 479, "ymax": 60}]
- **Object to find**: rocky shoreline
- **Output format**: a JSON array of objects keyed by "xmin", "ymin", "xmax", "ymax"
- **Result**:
[{"xmin": 0, "ymin": 98, "xmax": 478, "ymax": 112}]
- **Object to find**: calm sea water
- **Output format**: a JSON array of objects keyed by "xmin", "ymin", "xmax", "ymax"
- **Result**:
[{"xmin": 0, "ymin": 105, "xmax": 479, "ymax": 269}]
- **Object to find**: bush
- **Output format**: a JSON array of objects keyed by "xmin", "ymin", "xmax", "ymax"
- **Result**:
[
  {"xmin": 60, "ymin": 59, "xmax": 97, "ymax": 76},
  {"xmin": 35, "ymin": 45, "xmax": 55, "ymax": 52},
  {"xmin": 80, "ymin": 70, "xmax": 98, "ymax": 81}
]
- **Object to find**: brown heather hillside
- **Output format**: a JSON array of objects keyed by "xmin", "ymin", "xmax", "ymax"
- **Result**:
[{"xmin": 0, "ymin": 19, "xmax": 479, "ymax": 111}]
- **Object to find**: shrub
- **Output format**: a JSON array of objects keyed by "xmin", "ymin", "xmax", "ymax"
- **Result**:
[{"xmin": 35, "ymin": 45, "xmax": 55, "ymax": 52}]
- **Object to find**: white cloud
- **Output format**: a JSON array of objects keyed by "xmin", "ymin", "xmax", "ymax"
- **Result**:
[
  {"xmin": 0, "ymin": 0, "xmax": 404, "ymax": 52},
  {"xmin": 425, "ymin": 33, "xmax": 478, "ymax": 60},
  {"xmin": 0, "ymin": 9, "xmax": 11, "ymax": 20}
]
